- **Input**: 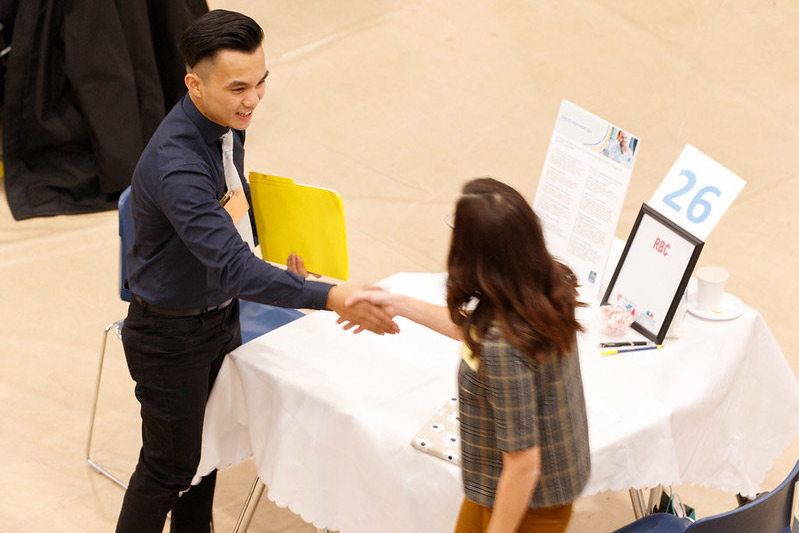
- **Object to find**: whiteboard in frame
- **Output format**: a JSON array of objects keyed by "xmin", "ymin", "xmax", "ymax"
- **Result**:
[{"xmin": 601, "ymin": 204, "xmax": 704, "ymax": 344}]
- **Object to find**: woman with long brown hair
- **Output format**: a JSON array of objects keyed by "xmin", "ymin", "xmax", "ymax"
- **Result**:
[{"xmin": 347, "ymin": 177, "xmax": 590, "ymax": 532}]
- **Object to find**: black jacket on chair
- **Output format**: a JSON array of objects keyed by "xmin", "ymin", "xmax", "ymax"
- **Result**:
[{"xmin": 2, "ymin": 0, "xmax": 207, "ymax": 220}]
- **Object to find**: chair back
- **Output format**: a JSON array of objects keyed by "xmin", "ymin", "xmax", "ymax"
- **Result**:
[
  {"xmin": 686, "ymin": 461, "xmax": 799, "ymax": 533},
  {"xmin": 118, "ymin": 186, "xmax": 134, "ymax": 302}
]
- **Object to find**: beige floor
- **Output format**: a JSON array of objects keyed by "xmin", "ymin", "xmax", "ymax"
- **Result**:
[{"xmin": 2, "ymin": 0, "xmax": 798, "ymax": 531}]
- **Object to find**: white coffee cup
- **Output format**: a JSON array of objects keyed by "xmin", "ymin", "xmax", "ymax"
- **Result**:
[{"xmin": 696, "ymin": 266, "xmax": 728, "ymax": 312}]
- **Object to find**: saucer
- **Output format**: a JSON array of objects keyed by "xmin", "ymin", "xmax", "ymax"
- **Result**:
[{"xmin": 686, "ymin": 292, "xmax": 744, "ymax": 321}]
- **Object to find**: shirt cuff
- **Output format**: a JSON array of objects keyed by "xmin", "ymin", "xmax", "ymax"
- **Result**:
[{"xmin": 303, "ymin": 279, "xmax": 334, "ymax": 310}]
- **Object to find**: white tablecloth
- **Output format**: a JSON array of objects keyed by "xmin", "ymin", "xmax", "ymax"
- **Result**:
[{"xmin": 196, "ymin": 272, "xmax": 799, "ymax": 533}]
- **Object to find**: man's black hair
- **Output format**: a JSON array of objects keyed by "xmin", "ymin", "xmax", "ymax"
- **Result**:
[{"xmin": 180, "ymin": 10, "xmax": 264, "ymax": 68}]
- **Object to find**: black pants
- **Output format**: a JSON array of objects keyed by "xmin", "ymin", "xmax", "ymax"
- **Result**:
[{"xmin": 115, "ymin": 298, "xmax": 241, "ymax": 533}]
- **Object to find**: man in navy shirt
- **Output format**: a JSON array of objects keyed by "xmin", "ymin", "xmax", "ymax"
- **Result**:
[{"xmin": 116, "ymin": 10, "xmax": 398, "ymax": 532}]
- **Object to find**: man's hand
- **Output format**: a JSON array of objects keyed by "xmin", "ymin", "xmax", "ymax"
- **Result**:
[
  {"xmin": 327, "ymin": 284, "xmax": 400, "ymax": 335},
  {"xmin": 287, "ymin": 253, "xmax": 321, "ymax": 279}
]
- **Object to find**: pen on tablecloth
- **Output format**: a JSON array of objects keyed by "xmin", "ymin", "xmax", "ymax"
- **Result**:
[
  {"xmin": 601, "ymin": 345, "xmax": 663, "ymax": 355},
  {"xmin": 598, "ymin": 341, "xmax": 649, "ymax": 348}
]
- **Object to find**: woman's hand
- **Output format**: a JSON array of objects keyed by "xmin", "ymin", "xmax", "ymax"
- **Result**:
[{"xmin": 346, "ymin": 290, "xmax": 463, "ymax": 341}]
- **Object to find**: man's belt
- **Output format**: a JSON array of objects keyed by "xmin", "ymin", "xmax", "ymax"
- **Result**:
[{"xmin": 132, "ymin": 294, "xmax": 234, "ymax": 317}]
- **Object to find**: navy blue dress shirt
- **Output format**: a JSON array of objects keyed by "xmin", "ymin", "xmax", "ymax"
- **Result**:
[{"xmin": 126, "ymin": 94, "xmax": 332, "ymax": 310}]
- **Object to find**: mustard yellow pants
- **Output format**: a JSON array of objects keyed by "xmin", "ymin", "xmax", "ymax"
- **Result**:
[{"xmin": 453, "ymin": 497, "xmax": 573, "ymax": 533}]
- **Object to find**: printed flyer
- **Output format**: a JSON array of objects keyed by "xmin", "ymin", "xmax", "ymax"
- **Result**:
[{"xmin": 533, "ymin": 100, "xmax": 638, "ymax": 298}]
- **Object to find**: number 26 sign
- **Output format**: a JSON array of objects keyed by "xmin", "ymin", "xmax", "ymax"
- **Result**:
[{"xmin": 648, "ymin": 144, "xmax": 746, "ymax": 241}]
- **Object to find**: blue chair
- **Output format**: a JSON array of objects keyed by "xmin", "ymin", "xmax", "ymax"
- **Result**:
[
  {"xmin": 239, "ymin": 299, "xmax": 303, "ymax": 343},
  {"xmin": 86, "ymin": 185, "xmax": 304, "ymax": 489},
  {"xmin": 612, "ymin": 461, "xmax": 799, "ymax": 533}
]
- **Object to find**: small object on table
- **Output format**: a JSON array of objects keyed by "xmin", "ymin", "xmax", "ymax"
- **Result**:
[
  {"xmin": 695, "ymin": 266, "xmax": 728, "ymax": 313},
  {"xmin": 601, "ymin": 344, "xmax": 662, "ymax": 355},
  {"xmin": 687, "ymin": 291, "xmax": 744, "ymax": 321},
  {"xmin": 598, "ymin": 304, "xmax": 635, "ymax": 336},
  {"xmin": 599, "ymin": 341, "xmax": 648, "ymax": 348}
]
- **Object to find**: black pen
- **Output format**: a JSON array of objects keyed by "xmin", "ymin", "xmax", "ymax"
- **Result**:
[
  {"xmin": 602, "ymin": 345, "xmax": 663, "ymax": 355},
  {"xmin": 598, "ymin": 341, "xmax": 649, "ymax": 348}
]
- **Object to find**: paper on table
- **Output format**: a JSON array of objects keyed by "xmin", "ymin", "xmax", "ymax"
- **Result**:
[{"xmin": 585, "ymin": 394, "xmax": 622, "ymax": 433}]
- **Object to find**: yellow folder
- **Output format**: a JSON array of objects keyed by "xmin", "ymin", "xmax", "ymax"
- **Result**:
[{"xmin": 248, "ymin": 172, "xmax": 348, "ymax": 280}]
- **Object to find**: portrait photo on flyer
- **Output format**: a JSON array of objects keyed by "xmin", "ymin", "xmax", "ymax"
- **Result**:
[{"xmin": 602, "ymin": 204, "xmax": 704, "ymax": 344}]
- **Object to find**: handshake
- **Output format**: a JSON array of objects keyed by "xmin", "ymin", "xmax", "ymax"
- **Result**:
[
  {"xmin": 288, "ymin": 253, "xmax": 459, "ymax": 340},
  {"xmin": 286, "ymin": 252, "xmax": 401, "ymax": 336},
  {"xmin": 327, "ymin": 284, "xmax": 400, "ymax": 335},
  {"xmin": 332, "ymin": 285, "xmax": 460, "ymax": 341}
]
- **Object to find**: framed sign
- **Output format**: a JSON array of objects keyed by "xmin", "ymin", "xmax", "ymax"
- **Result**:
[{"xmin": 602, "ymin": 204, "xmax": 703, "ymax": 344}]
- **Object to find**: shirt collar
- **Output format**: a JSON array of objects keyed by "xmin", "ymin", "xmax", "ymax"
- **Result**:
[{"xmin": 180, "ymin": 93, "xmax": 233, "ymax": 146}]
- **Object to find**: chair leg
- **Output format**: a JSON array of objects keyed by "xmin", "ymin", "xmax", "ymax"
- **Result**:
[
  {"xmin": 233, "ymin": 476, "xmax": 266, "ymax": 533},
  {"xmin": 629, "ymin": 488, "xmax": 647, "ymax": 519},
  {"xmin": 232, "ymin": 476, "xmax": 331, "ymax": 533},
  {"xmin": 86, "ymin": 319, "xmax": 129, "ymax": 490},
  {"xmin": 85, "ymin": 318, "xmax": 188, "ymax": 529}
]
